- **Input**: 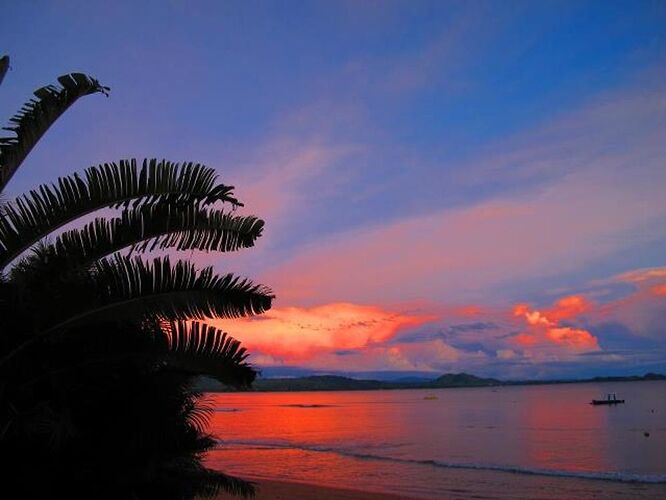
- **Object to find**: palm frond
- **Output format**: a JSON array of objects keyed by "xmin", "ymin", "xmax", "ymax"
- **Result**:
[
  {"xmin": 0, "ymin": 55, "xmax": 9, "ymax": 87},
  {"xmin": 0, "ymin": 159, "xmax": 242, "ymax": 270},
  {"xmin": 43, "ymin": 205, "xmax": 263, "ymax": 270},
  {"xmin": 43, "ymin": 255, "xmax": 273, "ymax": 335},
  {"xmin": 0, "ymin": 73, "xmax": 109, "ymax": 192},
  {"xmin": 160, "ymin": 321, "xmax": 256, "ymax": 387},
  {"xmin": 0, "ymin": 60, "xmax": 269, "ymax": 498}
]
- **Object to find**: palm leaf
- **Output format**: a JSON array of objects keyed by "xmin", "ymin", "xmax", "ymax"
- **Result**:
[
  {"xmin": 12, "ymin": 320, "xmax": 255, "ymax": 394},
  {"xmin": 0, "ymin": 73, "xmax": 109, "ymax": 192},
  {"xmin": 160, "ymin": 321, "xmax": 256, "ymax": 387},
  {"xmin": 0, "ymin": 55, "xmax": 9, "ymax": 88},
  {"xmin": 42, "ymin": 255, "xmax": 273, "ymax": 335},
  {"xmin": 43, "ymin": 205, "xmax": 264, "ymax": 271},
  {"xmin": 0, "ymin": 159, "xmax": 242, "ymax": 270},
  {"xmin": 0, "ymin": 254, "xmax": 273, "ymax": 369}
]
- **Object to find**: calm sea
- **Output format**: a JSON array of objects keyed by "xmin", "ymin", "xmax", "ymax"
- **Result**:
[{"xmin": 205, "ymin": 381, "xmax": 666, "ymax": 497}]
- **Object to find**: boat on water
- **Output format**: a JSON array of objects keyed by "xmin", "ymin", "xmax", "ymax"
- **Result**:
[{"xmin": 591, "ymin": 392, "xmax": 625, "ymax": 405}]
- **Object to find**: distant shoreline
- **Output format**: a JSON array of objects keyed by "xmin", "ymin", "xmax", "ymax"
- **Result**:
[{"xmin": 200, "ymin": 372, "xmax": 665, "ymax": 393}]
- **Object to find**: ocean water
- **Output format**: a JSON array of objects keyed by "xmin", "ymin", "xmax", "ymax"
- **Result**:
[{"xmin": 205, "ymin": 381, "xmax": 666, "ymax": 497}]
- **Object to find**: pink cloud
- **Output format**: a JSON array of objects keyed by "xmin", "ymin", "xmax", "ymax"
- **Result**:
[
  {"xmin": 231, "ymin": 139, "xmax": 362, "ymax": 226},
  {"xmin": 261, "ymin": 163, "xmax": 666, "ymax": 306},
  {"xmin": 260, "ymin": 337, "xmax": 484, "ymax": 374},
  {"xmin": 210, "ymin": 302, "xmax": 435, "ymax": 361},
  {"xmin": 200, "ymin": 267, "xmax": 662, "ymax": 373},
  {"xmin": 544, "ymin": 295, "xmax": 593, "ymax": 322},
  {"xmin": 512, "ymin": 296, "xmax": 600, "ymax": 353},
  {"xmin": 614, "ymin": 267, "xmax": 666, "ymax": 285},
  {"xmin": 593, "ymin": 267, "xmax": 666, "ymax": 339},
  {"xmin": 238, "ymin": 70, "xmax": 666, "ymax": 308}
]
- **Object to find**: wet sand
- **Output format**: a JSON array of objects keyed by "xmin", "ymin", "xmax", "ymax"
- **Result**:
[
  {"xmin": 216, "ymin": 479, "xmax": 407, "ymax": 499},
  {"xmin": 215, "ymin": 472, "xmax": 666, "ymax": 499}
]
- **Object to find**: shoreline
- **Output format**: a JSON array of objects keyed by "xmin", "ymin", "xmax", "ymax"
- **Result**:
[
  {"xmin": 203, "ymin": 375, "xmax": 666, "ymax": 394},
  {"xmin": 212, "ymin": 469, "xmax": 666, "ymax": 499}
]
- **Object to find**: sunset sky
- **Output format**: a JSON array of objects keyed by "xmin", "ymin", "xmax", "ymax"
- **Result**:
[{"xmin": 2, "ymin": 1, "xmax": 665, "ymax": 379}]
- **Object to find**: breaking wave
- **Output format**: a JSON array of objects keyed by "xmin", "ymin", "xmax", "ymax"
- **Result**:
[{"xmin": 215, "ymin": 438, "xmax": 666, "ymax": 484}]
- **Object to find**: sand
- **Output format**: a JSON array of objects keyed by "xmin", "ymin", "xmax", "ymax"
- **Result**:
[
  {"xmin": 215, "ymin": 479, "xmax": 407, "ymax": 499},
  {"xmin": 214, "ymin": 473, "xmax": 666, "ymax": 499}
]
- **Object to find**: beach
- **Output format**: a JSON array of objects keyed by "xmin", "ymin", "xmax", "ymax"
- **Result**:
[
  {"xmin": 216, "ymin": 479, "xmax": 407, "ymax": 499},
  {"xmin": 216, "ymin": 472, "xmax": 666, "ymax": 499}
]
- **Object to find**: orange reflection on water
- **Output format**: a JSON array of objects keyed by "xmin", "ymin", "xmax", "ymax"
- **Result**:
[
  {"xmin": 206, "ymin": 392, "xmax": 382, "ymax": 443},
  {"xmin": 203, "ymin": 383, "xmax": 666, "ymax": 492},
  {"xmin": 204, "ymin": 391, "xmax": 392, "ymax": 485},
  {"xmin": 520, "ymin": 385, "xmax": 610, "ymax": 472}
]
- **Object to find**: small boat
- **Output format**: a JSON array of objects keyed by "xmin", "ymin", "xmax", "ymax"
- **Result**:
[
  {"xmin": 424, "ymin": 395, "xmax": 438, "ymax": 400},
  {"xmin": 591, "ymin": 392, "xmax": 625, "ymax": 405}
]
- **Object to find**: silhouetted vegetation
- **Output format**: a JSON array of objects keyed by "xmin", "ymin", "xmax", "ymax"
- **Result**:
[
  {"xmin": 0, "ymin": 56, "xmax": 272, "ymax": 498},
  {"xmin": 200, "ymin": 372, "xmax": 665, "ymax": 392},
  {"xmin": 200, "ymin": 372, "xmax": 501, "ymax": 392}
]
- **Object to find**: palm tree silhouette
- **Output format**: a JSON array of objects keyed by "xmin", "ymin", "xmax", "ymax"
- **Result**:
[{"xmin": 0, "ymin": 56, "xmax": 272, "ymax": 498}]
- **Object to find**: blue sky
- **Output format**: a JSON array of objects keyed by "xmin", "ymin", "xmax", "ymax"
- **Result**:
[{"xmin": 2, "ymin": 1, "xmax": 666, "ymax": 378}]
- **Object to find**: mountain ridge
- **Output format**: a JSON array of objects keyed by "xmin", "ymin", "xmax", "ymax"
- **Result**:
[{"xmin": 197, "ymin": 372, "xmax": 666, "ymax": 392}]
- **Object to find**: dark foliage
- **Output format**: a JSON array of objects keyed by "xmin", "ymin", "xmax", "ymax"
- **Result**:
[
  {"xmin": 0, "ymin": 72, "xmax": 109, "ymax": 191},
  {"xmin": 0, "ymin": 159, "xmax": 244, "ymax": 270},
  {"xmin": 0, "ymin": 59, "xmax": 272, "ymax": 498}
]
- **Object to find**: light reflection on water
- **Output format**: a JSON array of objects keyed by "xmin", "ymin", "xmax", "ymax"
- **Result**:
[{"xmin": 204, "ymin": 381, "xmax": 666, "ymax": 496}]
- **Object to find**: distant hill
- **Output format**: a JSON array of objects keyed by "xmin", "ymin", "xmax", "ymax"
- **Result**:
[
  {"xmin": 253, "ymin": 375, "xmax": 393, "ymax": 392},
  {"xmin": 197, "ymin": 371, "xmax": 666, "ymax": 392},
  {"xmin": 506, "ymin": 372, "xmax": 666, "ymax": 387},
  {"xmin": 430, "ymin": 373, "xmax": 501, "ymax": 388},
  {"xmin": 198, "ymin": 372, "xmax": 502, "ymax": 392},
  {"xmin": 393, "ymin": 376, "xmax": 438, "ymax": 384},
  {"xmin": 590, "ymin": 372, "xmax": 666, "ymax": 382}
]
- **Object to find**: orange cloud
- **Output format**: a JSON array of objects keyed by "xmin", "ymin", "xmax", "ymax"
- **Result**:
[
  {"xmin": 546, "ymin": 327, "xmax": 598, "ymax": 349},
  {"xmin": 514, "ymin": 333, "xmax": 537, "ymax": 346},
  {"xmin": 211, "ymin": 303, "xmax": 435, "ymax": 361},
  {"xmin": 545, "ymin": 295, "xmax": 592, "ymax": 321},
  {"xmin": 512, "ymin": 295, "xmax": 599, "ymax": 352}
]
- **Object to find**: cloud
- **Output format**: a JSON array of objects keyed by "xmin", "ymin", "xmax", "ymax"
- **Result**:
[
  {"xmin": 380, "ymin": 340, "xmax": 473, "ymax": 371},
  {"xmin": 193, "ymin": 66, "xmax": 666, "ymax": 378},
  {"xmin": 543, "ymin": 295, "xmax": 592, "ymax": 322},
  {"xmin": 512, "ymin": 296, "xmax": 600, "ymax": 353},
  {"xmin": 614, "ymin": 267, "xmax": 666, "ymax": 285},
  {"xmin": 234, "ymin": 141, "xmax": 353, "ymax": 222},
  {"xmin": 268, "ymin": 336, "xmax": 484, "ymax": 374},
  {"xmin": 245, "ymin": 70, "xmax": 666, "ymax": 307},
  {"xmin": 594, "ymin": 267, "xmax": 666, "ymax": 340},
  {"xmin": 496, "ymin": 349, "xmax": 518, "ymax": 360},
  {"xmin": 212, "ymin": 302, "xmax": 435, "ymax": 360},
  {"xmin": 261, "ymin": 164, "xmax": 666, "ymax": 306},
  {"xmin": 208, "ymin": 266, "xmax": 664, "ymax": 377}
]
